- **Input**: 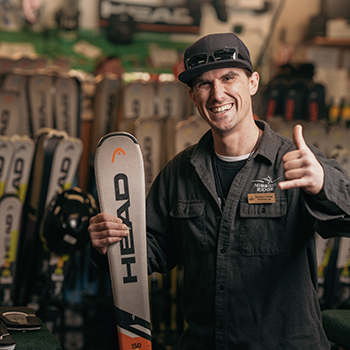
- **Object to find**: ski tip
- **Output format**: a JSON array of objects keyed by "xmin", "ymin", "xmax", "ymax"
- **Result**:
[{"xmin": 97, "ymin": 132, "xmax": 139, "ymax": 149}]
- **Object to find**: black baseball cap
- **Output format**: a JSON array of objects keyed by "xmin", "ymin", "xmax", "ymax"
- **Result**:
[{"xmin": 178, "ymin": 32, "xmax": 253, "ymax": 85}]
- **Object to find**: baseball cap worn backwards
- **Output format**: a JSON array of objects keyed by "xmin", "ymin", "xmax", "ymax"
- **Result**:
[{"xmin": 178, "ymin": 32, "xmax": 253, "ymax": 85}]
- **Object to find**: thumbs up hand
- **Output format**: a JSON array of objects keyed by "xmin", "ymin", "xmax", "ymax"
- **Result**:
[{"xmin": 278, "ymin": 125, "xmax": 324, "ymax": 195}]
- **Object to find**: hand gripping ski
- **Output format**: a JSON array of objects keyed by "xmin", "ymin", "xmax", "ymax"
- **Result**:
[{"xmin": 94, "ymin": 132, "xmax": 152, "ymax": 350}]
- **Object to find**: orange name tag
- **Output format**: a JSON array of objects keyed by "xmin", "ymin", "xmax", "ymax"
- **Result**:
[{"xmin": 248, "ymin": 193, "xmax": 276, "ymax": 204}]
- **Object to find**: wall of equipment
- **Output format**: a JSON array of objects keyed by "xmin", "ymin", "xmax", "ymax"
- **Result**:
[{"xmin": 0, "ymin": 0, "xmax": 349, "ymax": 349}]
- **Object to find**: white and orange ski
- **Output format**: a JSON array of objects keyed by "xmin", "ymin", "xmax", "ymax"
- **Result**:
[{"xmin": 94, "ymin": 132, "xmax": 152, "ymax": 350}]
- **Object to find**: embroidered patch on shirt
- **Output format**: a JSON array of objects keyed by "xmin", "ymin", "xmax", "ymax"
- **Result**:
[{"xmin": 252, "ymin": 175, "xmax": 279, "ymax": 193}]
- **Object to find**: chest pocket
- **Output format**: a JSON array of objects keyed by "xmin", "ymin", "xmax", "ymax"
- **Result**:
[
  {"xmin": 170, "ymin": 201, "xmax": 207, "ymax": 255},
  {"xmin": 239, "ymin": 199, "xmax": 287, "ymax": 256}
]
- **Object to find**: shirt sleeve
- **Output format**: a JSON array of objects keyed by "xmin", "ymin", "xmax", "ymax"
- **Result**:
[
  {"xmin": 90, "ymin": 243, "xmax": 110, "ymax": 272},
  {"xmin": 145, "ymin": 159, "xmax": 181, "ymax": 275},
  {"xmin": 303, "ymin": 155, "xmax": 350, "ymax": 238}
]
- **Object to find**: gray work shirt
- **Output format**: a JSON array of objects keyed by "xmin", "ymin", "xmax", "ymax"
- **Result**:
[{"xmin": 145, "ymin": 120, "xmax": 350, "ymax": 350}]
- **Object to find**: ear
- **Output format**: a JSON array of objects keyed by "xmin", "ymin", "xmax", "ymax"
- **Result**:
[{"xmin": 249, "ymin": 72, "xmax": 259, "ymax": 96}]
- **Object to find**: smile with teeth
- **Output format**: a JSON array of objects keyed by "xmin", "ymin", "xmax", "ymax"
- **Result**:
[{"xmin": 210, "ymin": 103, "xmax": 233, "ymax": 113}]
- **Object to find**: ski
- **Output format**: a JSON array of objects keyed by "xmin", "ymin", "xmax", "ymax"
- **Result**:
[
  {"xmin": 134, "ymin": 117, "xmax": 163, "ymax": 195},
  {"xmin": 0, "ymin": 137, "xmax": 14, "ymax": 199},
  {"xmin": 2, "ymin": 72, "xmax": 31, "ymax": 137},
  {"xmin": 0, "ymin": 135, "xmax": 34, "ymax": 306},
  {"xmin": 26, "ymin": 131, "xmax": 82, "ymax": 292},
  {"xmin": 16, "ymin": 129, "xmax": 66, "ymax": 305},
  {"xmin": 44, "ymin": 135, "xmax": 83, "ymax": 207},
  {"xmin": 88, "ymin": 74, "xmax": 123, "ymax": 198},
  {"xmin": 42, "ymin": 135, "xmax": 84, "ymax": 308},
  {"xmin": 91, "ymin": 74, "xmax": 122, "ymax": 153},
  {"xmin": 94, "ymin": 132, "xmax": 152, "ymax": 350},
  {"xmin": 0, "ymin": 194, "xmax": 23, "ymax": 306},
  {"xmin": 4, "ymin": 135, "xmax": 34, "ymax": 203},
  {"xmin": 27, "ymin": 73, "xmax": 54, "ymax": 136},
  {"xmin": 156, "ymin": 81, "xmax": 190, "ymax": 119},
  {"xmin": 0, "ymin": 90, "xmax": 21, "ymax": 137},
  {"xmin": 53, "ymin": 73, "xmax": 81, "ymax": 138},
  {"xmin": 172, "ymin": 116, "xmax": 206, "ymax": 158},
  {"xmin": 120, "ymin": 81, "xmax": 156, "ymax": 133}
]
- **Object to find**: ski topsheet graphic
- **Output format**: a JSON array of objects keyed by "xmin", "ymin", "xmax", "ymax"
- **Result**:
[
  {"xmin": 44, "ymin": 135, "xmax": 83, "ymax": 207},
  {"xmin": 0, "ymin": 90, "xmax": 21, "ymax": 137},
  {"xmin": 94, "ymin": 132, "xmax": 151, "ymax": 350},
  {"xmin": 91, "ymin": 74, "xmax": 122, "ymax": 153},
  {"xmin": 16, "ymin": 128, "xmax": 82, "ymax": 307},
  {"xmin": 123, "ymin": 81, "xmax": 156, "ymax": 120},
  {"xmin": 53, "ymin": 74, "xmax": 81, "ymax": 138},
  {"xmin": 157, "ymin": 81, "xmax": 189, "ymax": 119},
  {"xmin": 134, "ymin": 118, "xmax": 163, "ymax": 195},
  {"xmin": 3, "ymin": 72, "xmax": 31, "ymax": 137},
  {"xmin": 0, "ymin": 135, "xmax": 34, "ymax": 306},
  {"xmin": 120, "ymin": 81, "xmax": 156, "ymax": 133},
  {"xmin": 0, "ymin": 137, "xmax": 15, "ymax": 199},
  {"xmin": 4, "ymin": 135, "xmax": 35, "ymax": 203},
  {"xmin": 27, "ymin": 73, "xmax": 54, "ymax": 136},
  {"xmin": 0, "ymin": 194, "xmax": 23, "ymax": 306}
]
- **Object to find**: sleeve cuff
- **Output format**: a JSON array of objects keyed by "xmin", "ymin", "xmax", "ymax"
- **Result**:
[{"xmin": 90, "ymin": 244, "xmax": 109, "ymax": 272}]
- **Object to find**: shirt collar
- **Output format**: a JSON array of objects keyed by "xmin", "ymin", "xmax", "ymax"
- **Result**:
[
  {"xmin": 191, "ymin": 119, "xmax": 281, "ymax": 166},
  {"xmin": 254, "ymin": 120, "xmax": 281, "ymax": 165}
]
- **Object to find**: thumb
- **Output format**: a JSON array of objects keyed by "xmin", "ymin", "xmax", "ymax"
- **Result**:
[{"xmin": 293, "ymin": 124, "xmax": 307, "ymax": 150}]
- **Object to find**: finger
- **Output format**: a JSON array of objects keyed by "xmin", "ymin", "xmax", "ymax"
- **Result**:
[
  {"xmin": 92, "ymin": 236, "xmax": 123, "ymax": 255},
  {"xmin": 293, "ymin": 124, "xmax": 308, "ymax": 150},
  {"xmin": 282, "ymin": 155, "xmax": 305, "ymax": 171},
  {"xmin": 89, "ymin": 225, "xmax": 129, "ymax": 254},
  {"xmin": 89, "ymin": 220, "xmax": 129, "ymax": 237},
  {"xmin": 90, "ymin": 212, "xmax": 122, "ymax": 225},
  {"xmin": 278, "ymin": 178, "xmax": 307, "ymax": 190},
  {"xmin": 284, "ymin": 166, "xmax": 307, "ymax": 180}
]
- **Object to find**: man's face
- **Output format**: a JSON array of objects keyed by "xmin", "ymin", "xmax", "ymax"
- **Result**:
[{"xmin": 189, "ymin": 67, "xmax": 259, "ymax": 136}]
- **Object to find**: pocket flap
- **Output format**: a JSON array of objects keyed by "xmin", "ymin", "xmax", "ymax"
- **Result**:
[
  {"xmin": 240, "ymin": 200, "xmax": 287, "ymax": 218},
  {"xmin": 170, "ymin": 201, "xmax": 205, "ymax": 218}
]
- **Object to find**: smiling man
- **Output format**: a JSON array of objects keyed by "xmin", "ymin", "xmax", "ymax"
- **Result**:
[
  {"xmin": 89, "ymin": 33, "xmax": 350, "ymax": 349},
  {"xmin": 189, "ymin": 67, "xmax": 260, "ymax": 157}
]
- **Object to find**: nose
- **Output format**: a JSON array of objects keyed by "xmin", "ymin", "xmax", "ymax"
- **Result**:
[{"xmin": 211, "ymin": 81, "xmax": 225, "ymax": 102}]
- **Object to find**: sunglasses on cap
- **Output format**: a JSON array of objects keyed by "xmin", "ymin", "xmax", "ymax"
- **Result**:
[{"xmin": 184, "ymin": 47, "xmax": 250, "ymax": 70}]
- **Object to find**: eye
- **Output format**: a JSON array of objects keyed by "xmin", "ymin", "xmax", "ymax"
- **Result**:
[
  {"xmin": 223, "ymin": 75, "xmax": 234, "ymax": 82},
  {"xmin": 195, "ymin": 81, "xmax": 210, "ymax": 89}
]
